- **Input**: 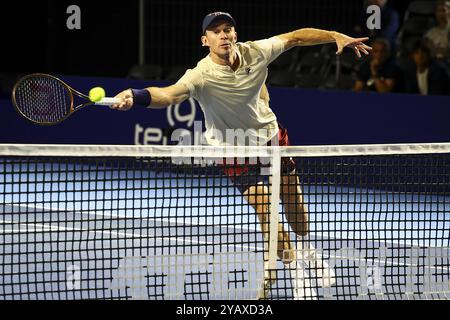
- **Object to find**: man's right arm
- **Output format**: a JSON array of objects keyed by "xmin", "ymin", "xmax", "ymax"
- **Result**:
[{"xmin": 111, "ymin": 83, "xmax": 190, "ymax": 111}]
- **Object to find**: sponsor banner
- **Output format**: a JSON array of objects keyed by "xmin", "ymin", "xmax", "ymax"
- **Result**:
[{"xmin": 1, "ymin": 75, "xmax": 450, "ymax": 145}]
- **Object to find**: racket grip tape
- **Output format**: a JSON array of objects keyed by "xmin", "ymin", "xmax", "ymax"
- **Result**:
[{"xmin": 94, "ymin": 97, "xmax": 122, "ymax": 105}]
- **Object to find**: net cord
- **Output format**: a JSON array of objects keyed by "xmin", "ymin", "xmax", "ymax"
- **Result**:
[{"xmin": 1, "ymin": 143, "xmax": 450, "ymax": 158}]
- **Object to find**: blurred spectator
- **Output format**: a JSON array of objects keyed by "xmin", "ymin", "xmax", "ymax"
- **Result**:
[
  {"xmin": 405, "ymin": 39, "xmax": 450, "ymax": 95},
  {"xmin": 353, "ymin": 38, "xmax": 403, "ymax": 93},
  {"xmin": 424, "ymin": 0, "xmax": 450, "ymax": 64},
  {"xmin": 354, "ymin": 0, "xmax": 400, "ymax": 51}
]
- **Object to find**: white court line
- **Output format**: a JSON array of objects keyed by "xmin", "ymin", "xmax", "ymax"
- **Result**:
[
  {"xmin": 327, "ymin": 253, "xmax": 450, "ymax": 272},
  {"xmin": 0, "ymin": 220, "xmax": 262, "ymax": 252},
  {"xmin": 1, "ymin": 203, "xmax": 260, "ymax": 232},
  {"xmin": 312, "ymin": 233, "xmax": 450, "ymax": 249}
]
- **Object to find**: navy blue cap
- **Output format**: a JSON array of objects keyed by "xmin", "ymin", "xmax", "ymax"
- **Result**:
[{"xmin": 202, "ymin": 12, "xmax": 236, "ymax": 34}]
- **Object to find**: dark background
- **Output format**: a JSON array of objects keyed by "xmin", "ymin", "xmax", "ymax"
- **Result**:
[{"xmin": 0, "ymin": 0, "xmax": 412, "ymax": 78}]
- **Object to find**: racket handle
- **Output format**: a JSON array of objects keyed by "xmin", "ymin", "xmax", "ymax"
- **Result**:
[{"xmin": 94, "ymin": 97, "xmax": 122, "ymax": 106}]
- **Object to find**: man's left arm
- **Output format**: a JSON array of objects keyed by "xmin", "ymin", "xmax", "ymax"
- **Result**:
[{"xmin": 277, "ymin": 28, "xmax": 372, "ymax": 57}]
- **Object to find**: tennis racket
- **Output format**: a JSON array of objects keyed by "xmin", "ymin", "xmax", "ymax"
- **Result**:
[{"xmin": 12, "ymin": 73, "xmax": 121, "ymax": 125}]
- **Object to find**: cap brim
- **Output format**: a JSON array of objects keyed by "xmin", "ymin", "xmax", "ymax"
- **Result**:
[{"xmin": 203, "ymin": 15, "xmax": 236, "ymax": 33}]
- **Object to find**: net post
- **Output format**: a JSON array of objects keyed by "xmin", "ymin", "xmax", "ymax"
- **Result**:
[{"xmin": 267, "ymin": 147, "xmax": 281, "ymax": 295}]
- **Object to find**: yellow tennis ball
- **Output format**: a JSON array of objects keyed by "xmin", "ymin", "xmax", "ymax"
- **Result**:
[{"xmin": 89, "ymin": 87, "xmax": 106, "ymax": 102}]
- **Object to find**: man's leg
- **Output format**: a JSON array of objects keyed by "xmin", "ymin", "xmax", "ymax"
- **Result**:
[
  {"xmin": 242, "ymin": 183, "xmax": 294, "ymax": 299},
  {"xmin": 243, "ymin": 183, "xmax": 295, "ymax": 262},
  {"xmin": 280, "ymin": 169, "xmax": 308, "ymax": 236},
  {"xmin": 280, "ymin": 169, "xmax": 336, "ymax": 290}
]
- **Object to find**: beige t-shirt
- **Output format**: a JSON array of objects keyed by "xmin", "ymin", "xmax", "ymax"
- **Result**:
[{"xmin": 177, "ymin": 36, "xmax": 285, "ymax": 146}]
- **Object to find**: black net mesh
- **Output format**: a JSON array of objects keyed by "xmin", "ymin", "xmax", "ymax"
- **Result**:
[{"xmin": 0, "ymin": 145, "xmax": 449, "ymax": 300}]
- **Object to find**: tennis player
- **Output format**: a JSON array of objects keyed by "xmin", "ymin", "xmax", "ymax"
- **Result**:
[{"xmin": 112, "ymin": 12, "xmax": 371, "ymax": 299}]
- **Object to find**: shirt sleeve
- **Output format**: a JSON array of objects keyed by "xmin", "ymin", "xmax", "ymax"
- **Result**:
[
  {"xmin": 253, "ymin": 36, "xmax": 286, "ymax": 64},
  {"xmin": 176, "ymin": 68, "xmax": 203, "ymax": 99}
]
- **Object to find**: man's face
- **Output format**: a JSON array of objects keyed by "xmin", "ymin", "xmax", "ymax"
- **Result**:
[
  {"xmin": 201, "ymin": 20, "xmax": 237, "ymax": 57},
  {"xmin": 412, "ymin": 49, "xmax": 430, "ymax": 68}
]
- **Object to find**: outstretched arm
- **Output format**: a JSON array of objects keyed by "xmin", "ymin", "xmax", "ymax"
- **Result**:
[
  {"xmin": 111, "ymin": 83, "xmax": 190, "ymax": 111},
  {"xmin": 277, "ymin": 28, "xmax": 372, "ymax": 57}
]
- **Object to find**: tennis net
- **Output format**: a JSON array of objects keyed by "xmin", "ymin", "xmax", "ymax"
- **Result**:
[{"xmin": 0, "ymin": 143, "xmax": 449, "ymax": 300}]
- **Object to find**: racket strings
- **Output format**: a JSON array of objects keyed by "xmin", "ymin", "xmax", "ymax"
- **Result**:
[{"xmin": 14, "ymin": 75, "xmax": 72, "ymax": 124}]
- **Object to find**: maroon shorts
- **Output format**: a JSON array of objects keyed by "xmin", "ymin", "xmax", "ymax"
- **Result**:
[{"xmin": 224, "ymin": 123, "xmax": 297, "ymax": 193}]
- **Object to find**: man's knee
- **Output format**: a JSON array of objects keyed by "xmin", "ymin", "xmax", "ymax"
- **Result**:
[
  {"xmin": 243, "ymin": 184, "xmax": 269, "ymax": 200},
  {"xmin": 243, "ymin": 184, "xmax": 271, "ymax": 212}
]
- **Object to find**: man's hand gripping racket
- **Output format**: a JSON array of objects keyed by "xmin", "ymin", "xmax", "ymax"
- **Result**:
[{"xmin": 12, "ymin": 73, "xmax": 126, "ymax": 125}]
